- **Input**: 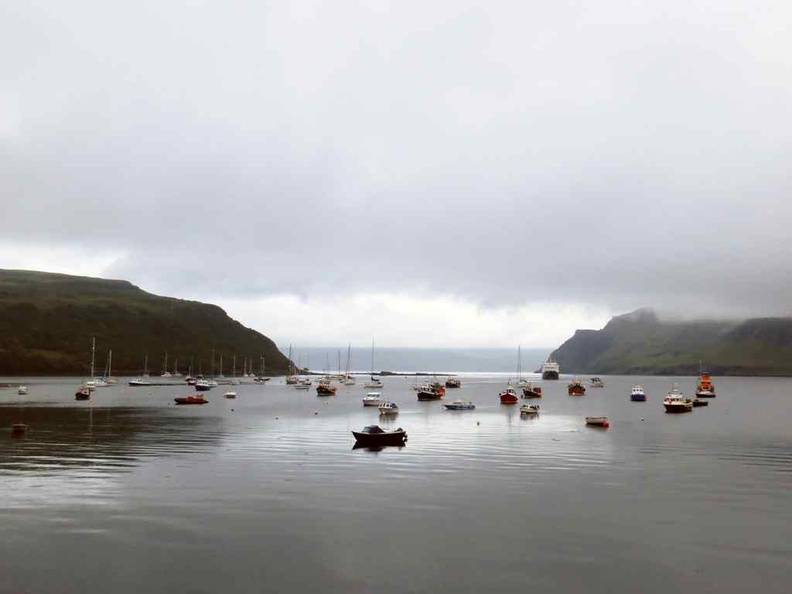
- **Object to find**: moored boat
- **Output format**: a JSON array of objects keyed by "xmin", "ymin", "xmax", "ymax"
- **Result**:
[
  {"xmin": 174, "ymin": 395, "xmax": 208, "ymax": 405},
  {"xmin": 416, "ymin": 382, "xmax": 445, "ymax": 401},
  {"xmin": 445, "ymin": 377, "xmax": 462, "ymax": 388},
  {"xmin": 663, "ymin": 384, "xmax": 693, "ymax": 413},
  {"xmin": 568, "ymin": 379, "xmax": 586, "ymax": 395},
  {"xmin": 585, "ymin": 416, "xmax": 610, "ymax": 427},
  {"xmin": 17, "ymin": 386, "xmax": 28, "ymax": 395},
  {"xmin": 362, "ymin": 392, "xmax": 385, "ymax": 406},
  {"xmin": 223, "ymin": 391, "xmax": 237, "ymax": 399},
  {"xmin": 194, "ymin": 379, "xmax": 212, "ymax": 391},
  {"xmin": 316, "ymin": 379, "xmax": 337, "ymax": 396},
  {"xmin": 499, "ymin": 387, "xmax": 519, "ymax": 405},
  {"xmin": 541, "ymin": 358, "xmax": 560, "ymax": 380},
  {"xmin": 692, "ymin": 398, "xmax": 709, "ymax": 407},
  {"xmin": 444, "ymin": 399, "xmax": 475, "ymax": 410},
  {"xmin": 12, "ymin": 422, "xmax": 29, "ymax": 435},
  {"xmin": 521, "ymin": 382, "xmax": 542, "ymax": 399},
  {"xmin": 352, "ymin": 425, "xmax": 407, "ymax": 446},
  {"xmin": 590, "ymin": 377, "xmax": 605, "ymax": 388},
  {"xmin": 696, "ymin": 370, "xmax": 716, "ymax": 398},
  {"xmin": 75, "ymin": 386, "xmax": 92, "ymax": 400},
  {"xmin": 378, "ymin": 401, "xmax": 399, "ymax": 415},
  {"xmin": 630, "ymin": 385, "xmax": 647, "ymax": 402},
  {"xmin": 520, "ymin": 403, "xmax": 540, "ymax": 415}
]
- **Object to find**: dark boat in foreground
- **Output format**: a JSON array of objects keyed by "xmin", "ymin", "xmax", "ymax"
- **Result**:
[
  {"xmin": 174, "ymin": 395, "xmax": 208, "ymax": 405},
  {"xmin": 352, "ymin": 425, "xmax": 407, "ymax": 446}
]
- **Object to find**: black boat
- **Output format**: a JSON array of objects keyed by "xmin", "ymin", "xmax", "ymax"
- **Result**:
[{"xmin": 352, "ymin": 425, "xmax": 407, "ymax": 446}]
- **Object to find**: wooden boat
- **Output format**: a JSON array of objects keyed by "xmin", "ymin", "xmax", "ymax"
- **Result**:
[
  {"xmin": 444, "ymin": 399, "xmax": 475, "ymax": 410},
  {"xmin": 445, "ymin": 377, "xmax": 462, "ymax": 388},
  {"xmin": 378, "ymin": 401, "xmax": 399, "ymax": 415},
  {"xmin": 695, "ymin": 370, "xmax": 716, "ymax": 398},
  {"xmin": 174, "ymin": 395, "xmax": 208, "ymax": 405},
  {"xmin": 590, "ymin": 377, "xmax": 605, "ymax": 388},
  {"xmin": 630, "ymin": 385, "xmax": 647, "ymax": 402},
  {"xmin": 316, "ymin": 379, "xmax": 337, "ymax": 396},
  {"xmin": 352, "ymin": 425, "xmax": 407, "ymax": 446},
  {"xmin": 362, "ymin": 392, "xmax": 385, "ymax": 406},
  {"xmin": 663, "ymin": 385, "xmax": 693, "ymax": 413},
  {"xmin": 568, "ymin": 379, "xmax": 586, "ymax": 395},
  {"xmin": 520, "ymin": 403, "xmax": 540, "ymax": 415},
  {"xmin": 416, "ymin": 382, "xmax": 445, "ymax": 401},
  {"xmin": 521, "ymin": 382, "xmax": 542, "ymax": 398},
  {"xmin": 499, "ymin": 387, "xmax": 519, "ymax": 404},
  {"xmin": 585, "ymin": 416, "xmax": 610, "ymax": 427}
]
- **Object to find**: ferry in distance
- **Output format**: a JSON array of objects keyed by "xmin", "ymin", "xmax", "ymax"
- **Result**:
[{"xmin": 541, "ymin": 358, "xmax": 560, "ymax": 380}]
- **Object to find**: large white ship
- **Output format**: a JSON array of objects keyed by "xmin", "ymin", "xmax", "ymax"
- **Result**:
[{"xmin": 541, "ymin": 358, "xmax": 560, "ymax": 380}]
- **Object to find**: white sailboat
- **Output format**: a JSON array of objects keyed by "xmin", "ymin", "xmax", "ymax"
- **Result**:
[
  {"xmin": 363, "ymin": 339, "xmax": 383, "ymax": 389},
  {"xmin": 342, "ymin": 344, "xmax": 356, "ymax": 385}
]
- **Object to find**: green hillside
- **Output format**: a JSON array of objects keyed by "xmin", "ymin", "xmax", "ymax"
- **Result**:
[
  {"xmin": 550, "ymin": 308, "xmax": 792, "ymax": 376},
  {"xmin": 0, "ymin": 269, "xmax": 292, "ymax": 376}
]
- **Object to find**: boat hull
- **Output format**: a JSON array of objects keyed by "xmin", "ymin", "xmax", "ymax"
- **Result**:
[
  {"xmin": 663, "ymin": 403, "xmax": 692, "ymax": 413},
  {"xmin": 541, "ymin": 371, "xmax": 559, "ymax": 380},
  {"xmin": 174, "ymin": 396, "xmax": 208, "ymax": 405},
  {"xmin": 568, "ymin": 387, "xmax": 586, "ymax": 396},
  {"xmin": 630, "ymin": 394, "xmax": 647, "ymax": 402},
  {"xmin": 352, "ymin": 430, "xmax": 407, "ymax": 446},
  {"xmin": 585, "ymin": 416, "xmax": 610, "ymax": 427}
]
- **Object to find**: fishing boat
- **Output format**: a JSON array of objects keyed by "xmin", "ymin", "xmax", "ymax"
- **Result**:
[
  {"xmin": 585, "ymin": 416, "xmax": 610, "ymax": 427},
  {"xmin": 416, "ymin": 381, "xmax": 446, "ymax": 401},
  {"xmin": 445, "ymin": 377, "xmax": 462, "ymax": 388},
  {"xmin": 499, "ymin": 387, "xmax": 519, "ymax": 405},
  {"xmin": 663, "ymin": 384, "xmax": 693, "ymax": 413},
  {"xmin": 378, "ymin": 401, "xmax": 399, "ymax": 415},
  {"xmin": 352, "ymin": 425, "xmax": 407, "ymax": 446},
  {"xmin": 568, "ymin": 379, "xmax": 586, "ymax": 395},
  {"xmin": 630, "ymin": 385, "xmax": 647, "ymax": 401},
  {"xmin": 174, "ymin": 395, "xmax": 208, "ymax": 405},
  {"xmin": 444, "ymin": 399, "xmax": 475, "ymax": 410},
  {"xmin": 695, "ymin": 369, "xmax": 716, "ymax": 398},
  {"xmin": 520, "ymin": 403, "xmax": 540, "ymax": 415},
  {"xmin": 590, "ymin": 377, "xmax": 605, "ymax": 388},
  {"xmin": 541, "ymin": 358, "xmax": 560, "ymax": 380},
  {"xmin": 316, "ymin": 378, "xmax": 337, "ymax": 396},
  {"xmin": 362, "ymin": 392, "xmax": 385, "ymax": 406},
  {"xmin": 521, "ymin": 382, "xmax": 542, "ymax": 399}
]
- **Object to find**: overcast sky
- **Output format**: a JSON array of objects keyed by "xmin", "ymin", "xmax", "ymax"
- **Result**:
[{"xmin": 2, "ymin": 1, "xmax": 791, "ymax": 348}]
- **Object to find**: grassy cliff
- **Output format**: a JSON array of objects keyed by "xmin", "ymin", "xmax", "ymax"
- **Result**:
[
  {"xmin": 550, "ymin": 308, "xmax": 792, "ymax": 376},
  {"xmin": 0, "ymin": 269, "xmax": 292, "ymax": 376}
]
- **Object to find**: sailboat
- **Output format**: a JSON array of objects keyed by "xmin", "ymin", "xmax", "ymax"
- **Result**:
[
  {"xmin": 77, "ymin": 337, "xmax": 97, "ymax": 399},
  {"xmin": 363, "ymin": 339, "xmax": 383, "ymax": 389},
  {"xmin": 254, "ymin": 355, "xmax": 271, "ymax": 383},
  {"xmin": 342, "ymin": 344, "xmax": 356, "ymax": 385},
  {"xmin": 161, "ymin": 352, "xmax": 172, "ymax": 377},
  {"xmin": 285, "ymin": 345, "xmax": 299, "ymax": 384}
]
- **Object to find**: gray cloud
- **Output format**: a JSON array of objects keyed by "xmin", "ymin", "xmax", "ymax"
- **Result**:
[{"xmin": 2, "ymin": 1, "xmax": 792, "ymax": 322}]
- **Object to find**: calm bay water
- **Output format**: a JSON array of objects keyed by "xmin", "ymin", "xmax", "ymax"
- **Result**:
[{"xmin": 1, "ymin": 374, "xmax": 790, "ymax": 593}]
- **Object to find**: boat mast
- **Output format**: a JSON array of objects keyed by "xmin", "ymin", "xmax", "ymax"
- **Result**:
[{"xmin": 91, "ymin": 336, "xmax": 96, "ymax": 379}]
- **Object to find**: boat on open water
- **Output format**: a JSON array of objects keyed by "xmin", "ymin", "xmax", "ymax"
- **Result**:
[
  {"xmin": 352, "ymin": 425, "xmax": 407, "ymax": 446},
  {"xmin": 568, "ymin": 379, "xmax": 586, "ymax": 395},
  {"xmin": 663, "ymin": 384, "xmax": 693, "ymax": 413},
  {"xmin": 630, "ymin": 385, "xmax": 647, "ymax": 402}
]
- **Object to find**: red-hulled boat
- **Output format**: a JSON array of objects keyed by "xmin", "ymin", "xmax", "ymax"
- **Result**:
[
  {"xmin": 174, "ymin": 395, "xmax": 208, "ymax": 405},
  {"xmin": 568, "ymin": 379, "xmax": 586, "ymax": 395},
  {"xmin": 499, "ymin": 387, "xmax": 519, "ymax": 404}
]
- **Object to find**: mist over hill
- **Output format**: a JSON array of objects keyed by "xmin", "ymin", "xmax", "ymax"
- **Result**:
[
  {"xmin": 550, "ymin": 308, "xmax": 792, "ymax": 376},
  {"xmin": 0, "ymin": 269, "xmax": 291, "ymax": 376}
]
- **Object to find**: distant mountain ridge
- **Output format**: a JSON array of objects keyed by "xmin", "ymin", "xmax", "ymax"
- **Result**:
[
  {"xmin": 0, "ymin": 269, "xmax": 291, "ymax": 376},
  {"xmin": 550, "ymin": 308, "xmax": 792, "ymax": 376}
]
